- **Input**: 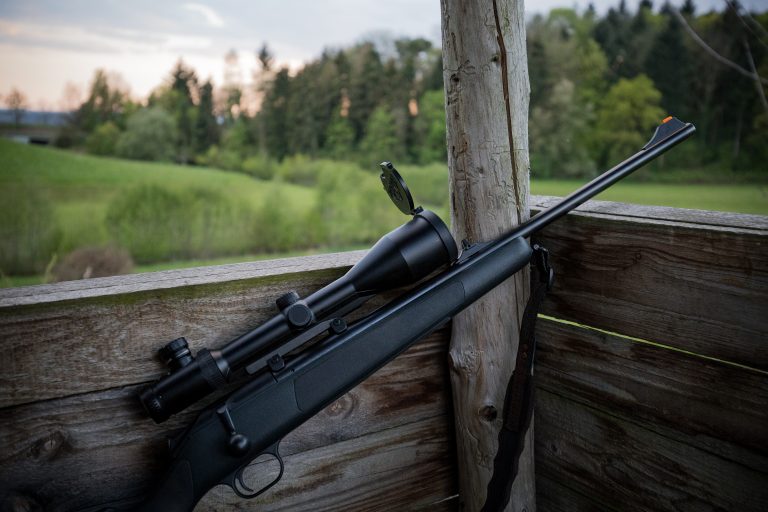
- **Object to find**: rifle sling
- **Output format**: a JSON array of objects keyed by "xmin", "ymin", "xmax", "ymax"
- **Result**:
[{"xmin": 481, "ymin": 245, "xmax": 551, "ymax": 512}]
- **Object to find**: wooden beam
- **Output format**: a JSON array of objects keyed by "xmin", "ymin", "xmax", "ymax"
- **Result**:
[
  {"xmin": 0, "ymin": 333, "xmax": 455, "ymax": 510},
  {"xmin": 0, "ymin": 257, "xmax": 363, "ymax": 407},
  {"xmin": 531, "ymin": 200, "xmax": 768, "ymax": 369},
  {"xmin": 534, "ymin": 318, "xmax": 768, "ymax": 511},
  {"xmin": 441, "ymin": 0, "xmax": 532, "ymax": 509},
  {"xmin": 200, "ymin": 416, "xmax": 457, "ymax": 511},
  {"xmin": 535, "ymin": 390, "xmax": 768, "ymax": 512}
]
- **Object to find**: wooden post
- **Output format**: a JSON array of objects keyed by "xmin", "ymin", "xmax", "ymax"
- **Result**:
[{"xmin": 440, "ymin": 0, "xmax": 533, "ymax": 510}]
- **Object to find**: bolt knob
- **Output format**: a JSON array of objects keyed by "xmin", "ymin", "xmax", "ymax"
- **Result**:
[
  {"xmin": 228, "ymin": 433, "xmax": 251, "ymax": 456},
  {"xmin": 159, "ymin": 337, "xmax": 193, "ymax": 371}
]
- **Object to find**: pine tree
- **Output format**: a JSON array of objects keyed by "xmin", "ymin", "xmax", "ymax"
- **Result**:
[
  {"xmin": 347, "ymin": 43, "xmax": 385, "ymax": 143},
  {"xmin": 168, "ymin": 60, "xmax": 199, "ymax": 163},
  {"xmin": 195, "ymin": 81, "xmax": 219, "ymax": 155},
  {"xmin": 260, "ymin": 68, "xmax": 291, "ymax": 160},
  {"xmin": 645, "ymin": 7, "xmax": 692, "ymax": 119}
]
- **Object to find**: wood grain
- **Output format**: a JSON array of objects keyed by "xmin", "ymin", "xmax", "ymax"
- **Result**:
[
  {"xmin": 531, "ymin": 195, "xmax": 768, "ymax": 231},
  {"xmin": 535, "ymin": 319, "xmax": 768, "ymax": 468},
  {"xmin": 537, "ymin": 475, "xmax": 617, "ymax": 512},
  {"xmin": 535, "ymin": 389, "xmax": 768, "ymax": 512},
  {"xmin": 0, "ymin": 251, "xmax": 366, "ymax": 308},
  {"xmin": 534, "ymin": 319, "xmax": 768, "ymax": 511},
  {"xmin": 0, "ymin": 333, "xmax": 455, "ymax": 511},
  {"xmin": 199, "ymin": 416, "xmax": 457, "ymax": 511},
  {"xmin": 0, "ymin": 263, "xmax": 370, "ymax": 408},
  {"xmin": 441, "ymin": 0, "xmax": 534, "ymax": 509},
  {"xmin": 532, "ymin": 203, "xmax": 768, "ymax": 370}
]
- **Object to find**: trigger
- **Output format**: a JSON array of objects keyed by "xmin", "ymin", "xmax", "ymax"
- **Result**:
[
  {"xmin": 229, "ymin": 443, "xmax": 285, "ymax": 500},
  {"xmin": 235, "ymin": 465, "xmax": 255, "ymax": 493}
]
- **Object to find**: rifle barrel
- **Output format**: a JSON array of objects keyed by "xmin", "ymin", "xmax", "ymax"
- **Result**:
[{"xmin": 514, "ymin": 122, "xmax": 696, "ymax": 239}]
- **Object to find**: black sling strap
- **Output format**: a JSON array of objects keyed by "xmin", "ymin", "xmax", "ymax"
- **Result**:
[{"xmin": 481, "ymin": 244, "xmax": 553, "ymax": 512}]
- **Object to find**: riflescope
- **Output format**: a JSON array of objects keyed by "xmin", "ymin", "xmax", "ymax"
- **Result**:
[{"xmin": 140, "ymin": 162, "xmax": 458, "ymax": 422}]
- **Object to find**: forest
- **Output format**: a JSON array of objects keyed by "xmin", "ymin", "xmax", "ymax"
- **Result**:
[
  {"xmin": 48, "ymin": 1, "xmax": 768, "ymax": 180},
  {"xmin": 2, "ymin": 0, "xmax": 767, "ymax": 285}
]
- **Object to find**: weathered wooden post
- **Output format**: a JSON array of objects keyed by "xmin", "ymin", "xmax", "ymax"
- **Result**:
[{"xmin": 440, "ymin": 0, "xmax": 533, "ymax": 510}]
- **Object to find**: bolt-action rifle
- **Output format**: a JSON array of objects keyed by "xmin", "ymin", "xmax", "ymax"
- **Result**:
[{"xmin": 102, "ymin": 117, "xmax": 694, "ymax": 511}]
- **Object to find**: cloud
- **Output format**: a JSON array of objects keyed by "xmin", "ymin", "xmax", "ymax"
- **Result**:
[{"xmin": 184, "ymin": 3, "xmax": 225, "ymax": 28}]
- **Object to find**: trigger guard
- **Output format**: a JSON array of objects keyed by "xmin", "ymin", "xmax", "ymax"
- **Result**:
[{"xmin": 230, "ymin": 443, "xmax": 285, "ymax": 500}]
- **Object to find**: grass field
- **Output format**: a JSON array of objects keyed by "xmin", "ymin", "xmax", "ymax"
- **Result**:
[
  {"xmin": 0, "ymin": 139, "xmax": 315, "ymax": 253},
  {"xmin": 1, "ymin": 139, "xmax": 766, "ymax": 287},
  {"xmin": 531, "ymin": 180, "xmax": 768, "ymax": 215}
]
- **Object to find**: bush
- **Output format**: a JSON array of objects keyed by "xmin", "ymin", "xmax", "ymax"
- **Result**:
[
  {"xmin": 275, "ymin": 154, "xmax": 324, "ymax": 186},
  {"xmin": 311, "ymin": 165, "xmax": 402, "ymax": 247},
  {"xmin": 53, "ymin": 246, "xmax": 133, "ymax": 282},
  {"xmin": 117, "ymin": 108, "xmax": 178, "ymax": 161},
  {"xmin": 86, "ymin": 121, "xmax": 121, "ymax": 156},
  {"xmin": 196, "ymin": 145, "xmax": 243, "ymax": 171},
  {"xmin": 105, "ymin": 185, "xmax": 255, "ymax": 263},
  {"xmin": 395, "ymin": 163, "xmax": 449, "ymax": 208},
  {"xmin": 0, "ymin": 186, "xmax": 62, "ymax": 275},
  {"xmin": 251, "ymin": 185, "xmax": 309, "ymax": 253},
  {"xmin": 242, "ymin": 154, "xmax": 277, "ymax": 180}
]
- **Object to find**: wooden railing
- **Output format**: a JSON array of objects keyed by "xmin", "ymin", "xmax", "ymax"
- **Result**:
[{"xmin": 1, "ymin": 197, "xmax": 766, "ymax": 511}]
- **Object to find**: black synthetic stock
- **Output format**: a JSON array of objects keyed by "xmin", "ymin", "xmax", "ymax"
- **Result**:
[{"xmin": 136, "ymin": 236, "xmax": 532, "ymax": 511}]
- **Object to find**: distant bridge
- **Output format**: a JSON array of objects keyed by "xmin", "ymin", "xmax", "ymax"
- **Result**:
[{"xmin": 0, "ymin": 109, "xmax": 70, "ymax": 145}]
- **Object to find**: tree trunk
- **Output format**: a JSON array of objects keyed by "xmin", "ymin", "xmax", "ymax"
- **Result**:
[{"xmin": 440, "ymin": 0, "xmax": 533, "ymax": 510}]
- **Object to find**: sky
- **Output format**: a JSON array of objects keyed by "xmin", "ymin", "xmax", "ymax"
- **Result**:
[{"xmin": 1, "ymin": 0, "xmax": 765, "ymax": 110}]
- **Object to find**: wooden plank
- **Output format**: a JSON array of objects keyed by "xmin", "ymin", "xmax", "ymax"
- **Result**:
[
  {"xmin": 531, "ymin": 195, "xmax": 768, "ymax": 231},
  {"xmin": 537, "ymin": 474, "xmax": 618, "ymax": 512},
  {"xmin": 0, "ymin": 262, "xmax": 383, "ymax": 408},
  {"xmin": 200, "ymin": 416, "xmax": 457, "ymax": 511},
  {"xmin": 535, "ymin": 389, "xmax": 768, "ymax": 512},
  {"xmin": 1, "ymin": 415, "xmax": 457, "ymax": 512},
  {"xmin": 0, "ymin": 251, "xmax": 366, "ymax": 308},
  {"xmin": 534, "ymin": 319, "xmax": 768, "ymax": 511},
  {"xmin": 535, "ymin": 319, "xmax": 768, "ymax": 471},
  {"xmin": 532, "ymin": 204, "xmax": 768, "ymax": 370},
  {"xmin": 0, "ymin": 332, "xmax": 455, "ymax": 510}
]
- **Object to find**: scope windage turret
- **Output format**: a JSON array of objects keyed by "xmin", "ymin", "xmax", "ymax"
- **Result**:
[{"xmin": 140, "ymin": 209, "xmax": 458, "ymax": 423}]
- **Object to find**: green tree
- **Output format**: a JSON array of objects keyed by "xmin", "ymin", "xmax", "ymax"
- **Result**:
[
  {"xmin": 531, "ymin": 79, "xmax": 596, "ymax": 178},
  {"xmin": 169, "ymin": 60, "xmax": 198, "ymax": 162},
  {"xmin": 195, "ymin": 80, "xmax": 219, "ymax": 154},
  {"xmin": 347, "ymin": 43, "xmax": 385, "ymax": 142},
  {"xmin": 593, "ymin": 74, "xmax": 665, "ymax": 165},
  {"xmin": 75, "ymin": 70, "xmax": 129, "ymax": 133},
  {"xmin": 86, "ymin": 121, "xmax": 121, "ymax": 156},
  {"xmin": 260, "ymin": 68, "xmax": 291, "ymax": 159},
  {"xmin": 412, "ymin": 90, "xmax": 446, "ymax": 164},
  {"xmin": 323, "ymin": 111, "xmax": 356, "ymax": 160},
  {"xmin": 645, "ymin": 6, "xmax": 692, "ymax": 119},
  {"xmin": 117, "ymin": 108, "xmax": 178, "ymax": 161},
  {"xmin": 527, "ymin": 9, "xmax": 608, "ymax": 108},
  {"xmin": 359, "ymin": 105, "xmax": 400, "ymax": 167}
]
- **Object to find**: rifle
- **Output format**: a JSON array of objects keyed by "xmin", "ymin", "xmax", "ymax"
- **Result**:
[{"xmin": 116, "ymin": 117, "xmax": 694, "ymax": 511}]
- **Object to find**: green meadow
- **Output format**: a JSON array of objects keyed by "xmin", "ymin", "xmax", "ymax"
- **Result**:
[{"xmin": 1, "ymin": 139, "xmax": 765, "ymax": 287}]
